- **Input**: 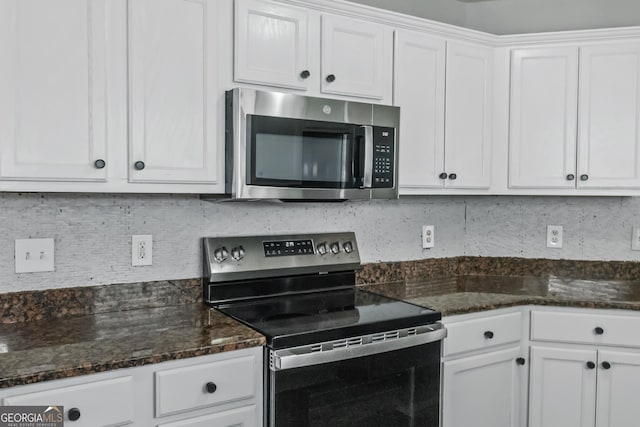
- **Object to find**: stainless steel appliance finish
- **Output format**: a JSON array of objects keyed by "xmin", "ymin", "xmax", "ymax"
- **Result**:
[{"xmin": 217, "ymin": 88, "xmax": 400, "ymax": 201}]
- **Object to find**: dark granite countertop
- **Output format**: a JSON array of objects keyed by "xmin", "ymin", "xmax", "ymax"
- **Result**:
[
  {"xmin": 0, "ymin": 303, "xmax": 265, "ymax": 389},
  {"xmin": 360, "ymin": 275, "xmax": 640, "ymax": 316}
]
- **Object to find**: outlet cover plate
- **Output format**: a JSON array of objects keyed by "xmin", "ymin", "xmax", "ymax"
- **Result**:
[
  {"xmin": 632, "ymin": 227, "xmax": 640, "ymax": 251},
  {"xmin": 546, "ymin": 225, "xmax": 563, "ymax": 249},
  {"xmin": 15, "ymin": 238, "xmax": 55, "ymax": 273},
  {"xmin": 422, "ymin": 225, "xmax": 435, "ymax": 249},
  {"xmin": 132, "ymin": 235, "xmax": 153, "ymax": 266}
]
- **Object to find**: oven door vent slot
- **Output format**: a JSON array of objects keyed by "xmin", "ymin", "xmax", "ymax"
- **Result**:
[
  {"xmin": 347, "ymin": 337, "xmax": 363, "ymax": 347},
  {"xmin": 310, "ymin": 344, "xmax": 323, "ymax": 353},
  {"xmin": 332, "ymin": 339, "xmax": 348, "ymax": 349},
  {"xmin": 407, "ymin": 328, "xmax": 417, "ymax": 336},
  {"xmin": 384, "ymin": 331, "xmax": 400, "ymax": 340}
]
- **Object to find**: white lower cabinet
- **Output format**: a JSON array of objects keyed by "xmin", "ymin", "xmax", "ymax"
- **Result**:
[
  {"xmin": 596, "ymin": 350, "xmax": 640, "ymax": 427},
  {"xmin": 442, "ymin": 347, "xmax": 525, "ymax": 427},
  {"xmin": 0, "ymin": 347, "xmax": 263, "ymax": 427}
]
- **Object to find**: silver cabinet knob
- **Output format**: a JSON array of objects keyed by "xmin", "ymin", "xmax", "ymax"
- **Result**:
[
  {"xmin": 343, "ymin": 241, "xmax": 353, "ymax": 253},
  {"xmin": 213, "ymin": 246, "xmax": 229, "ymax": 263},
  {"xmin": 231, "ymin": 246, "xmax": 245, "ymax": 261},
  {"xmin": 330, "ymin": 242, "xmax": 340, "ymax": 254},
  {"xmin": 317, "ymin": 243, "xmax": 327, "ymax": 255}
]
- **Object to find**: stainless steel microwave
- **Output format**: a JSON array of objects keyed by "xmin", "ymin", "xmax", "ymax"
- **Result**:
[{"xmin": 223, "ymin": 88, "xmax": 400, "ymax": 200}]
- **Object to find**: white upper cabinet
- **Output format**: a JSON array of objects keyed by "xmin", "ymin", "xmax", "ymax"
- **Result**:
[
  {"xmin": 0, "ymin": 0, "xmax": 108, "ymax": 181},
  {"xmin": 129, "ymin": 0, "xmax": 219, "ymax": 184},
  {"xmin": 445, "ymin": 42, "xmax": 493, "ymax": 189},
  {"xmin": 578, "ymin": 42, "xmax": 640, "ymax": 189},
  {"xmin": 321, "ymin": 14, "xmax": 393, "ymax": 102},
  {"xmin": 394, "ymin": 30, "xmax": 446, "ymax": 190},
  {"xmin": 509, "ymin": 47, "xmax": 579, "ymax": 189},
  {"xmin": 234, "ymin": 0, "xmax": 310, "ymax": 90}
]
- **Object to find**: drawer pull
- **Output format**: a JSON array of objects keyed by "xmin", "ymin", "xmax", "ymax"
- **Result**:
[
  {"xmin": 586, "ymin": 361, "xmax": 596, "ymax": 370},
  {"xmin": 594, "ymin": 327, "xmax": 605, "ymax": 335},
  {"xmin": 68, "ymin": 408, "xmax": 81, "ymax": 421},
  {"xmin": 516, "ymin": 357, "xmax": 526, "ymax": 365},
  {"xmin": 602, "ymin": 361, "xmax": 611, "ymax": 370},
  {"xmin": 484, "ymin": 331, "xmax": 494, "ymax": 339},
  {"xmin": 205, "ymin": 382, "xmax": 217, "ymax": 394},
  {"xmin": 134, "ymin": 160, "xmax": 145, "ymax": 170}
]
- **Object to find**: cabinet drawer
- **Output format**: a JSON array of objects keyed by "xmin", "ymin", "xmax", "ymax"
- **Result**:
[
  {"xmin": 155, "ymin": 355, "xmax": 256, "ymax": 417},
  {"xmin": 2, "ymin": 376, "xmax": 134, "ymax": 427},
  {"xmin": 531, "ymin": 310, "xmax": 640, "ymax": 347},
  {"xmin": 157, "ymin": 404, "xmax": 257, "ymax": 427},
  {"xmin": 444, "ymin": 312, "xmax": 522, "ymax": 357}
]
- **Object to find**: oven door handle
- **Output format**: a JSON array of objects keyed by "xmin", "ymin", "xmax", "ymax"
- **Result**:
[{"xmin": 270, "ymin": 323, "xmax": 446, "ymax": 371}]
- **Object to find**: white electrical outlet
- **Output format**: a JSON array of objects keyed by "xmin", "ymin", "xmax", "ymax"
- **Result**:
[
  {"xmin": 422, "ymin": 225, "xmax": 435, "ymax": 249},
  {"xmin": 546, "ymin": 225, "xmax": 563, "ymax": 249},
  {"xmin": 132, "ymin": 235, "xmax": 153, "ymax": 266},
  {"xmin": 15, "ymin": 238, "xmax": 55, "ymax": 273},
  {"xmin": 632, "ymin": 227, "xmax": 640, "ymax": 251}
]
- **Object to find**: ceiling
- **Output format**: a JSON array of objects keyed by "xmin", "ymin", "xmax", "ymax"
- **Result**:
[{"xmin": 347, "ymin": 0, "xmax": 640, "ymax": 35}]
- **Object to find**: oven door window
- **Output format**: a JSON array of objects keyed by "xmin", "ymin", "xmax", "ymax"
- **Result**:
[
  {"xmin": 247, "ymin": 115, "xmax": 364, "ymax": 189},
  {"xmin": 269, "ymin": 342, "xmax": 441, "ymax": 427}
]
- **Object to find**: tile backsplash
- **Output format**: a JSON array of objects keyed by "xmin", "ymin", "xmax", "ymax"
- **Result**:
[{"xmin": 0, "ymin": 193, "xmax": 638, "ymax": 293}]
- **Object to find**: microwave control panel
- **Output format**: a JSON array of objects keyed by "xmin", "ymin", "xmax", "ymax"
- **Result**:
[{"xmin": 372, "ymin": 127, "xmax": 395, "ymax": 188}]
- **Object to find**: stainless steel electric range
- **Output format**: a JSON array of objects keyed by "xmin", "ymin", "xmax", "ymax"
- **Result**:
[{"xmin": 203, "ymin": 232, "xmax": 445, "ymax": 427}]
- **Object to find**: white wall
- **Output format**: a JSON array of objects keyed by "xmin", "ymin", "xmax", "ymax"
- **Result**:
[{"xmin": 1, "ymin": 193, "xmax": 639, "ymax": 293}]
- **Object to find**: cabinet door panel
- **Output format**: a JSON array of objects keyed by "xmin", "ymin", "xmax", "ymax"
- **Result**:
[
  {"xmin": 529, "ymin": 346, "xmax": 597, "ymax": 427},
  {"xmin": 157, "ymin": 405, "xmax": 257, "ymax": 427},
  {"xmin": 129, "ymin": 0, "xmax": 218, "ymax": 184},
  {"xmin": 0, "ymin": 0, "xmax": 108, "ymax": 181},
  {"xmin": 578, "ymin": 43, "xmax": 640, "ymax": 188},
  {"xmin": 321, "ymin": 14, "xmax": 392, "ymax": 102},
  {"xmin": 596, "ymin": 350, "xmax": 640, "ymax": 427},
  {"xmin": 444, "ymin": 42, "xmax": 493, "ymax": 189},
  {"xmin": 234, "ymin": 0, "xmax": 309, "ymax": 90},
  {"xmin": 394, "ymin": 30, "xmax": 445, "ymax": 190},
  {"xmin": 442, "ymin": 347, "xmax": 524, "ymax": 427},
  {"xmin": 509, "ymin": 47, "xmax": 579, "ymax": 188}
]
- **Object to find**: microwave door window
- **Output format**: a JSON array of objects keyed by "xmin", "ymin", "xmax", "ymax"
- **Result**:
[{"xmin": 249, "ymin": 116, "xmax": 357, "ymax": 189}]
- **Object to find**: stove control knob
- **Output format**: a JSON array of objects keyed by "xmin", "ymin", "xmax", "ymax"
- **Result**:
[
  {"xmin": 330, "ymin": 242, "xmax": 340, "ymax": 254},
  {"xmin": 317, "ymin": 242, "xmax": 328, "ymax": 255},
  {"xmin": 343, "ymin": 241, "xmax": 354, "ymax": 254},
  {"xmin": 213, "ymin": 246, "xmax": 229, "ymax": 263},
  {"xmin": 231, "ymin": 246, "xmax": 245, "ymax": 261}
]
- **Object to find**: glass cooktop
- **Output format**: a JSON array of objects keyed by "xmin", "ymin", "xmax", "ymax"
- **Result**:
[{"xmin": 216, "ymin": 288, "xmax": 441, "ymax": 349}]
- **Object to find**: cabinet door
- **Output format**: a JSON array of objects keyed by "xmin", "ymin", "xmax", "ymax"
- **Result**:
[
  {"xmin": 529, "ymin": 346, "xmax": 597, "ymax": 427},
  {"xmin": 129, "ymin": 0, "xmax": 219, "ymax": 184},
  {"xmin": 442, "ymin": 347, "xmax": 526, "ymax": 427},
  {"xmin": 157, "ymin": 404, "xmax": 258, "ymax": 427},
  {"xmin": 394, "ymin": 30, "xmax": 446, "ymax": 191},
  {"xmin": 0, "ymin": 0, "xmax": 108, "ymax": 181},
  {"xmin": 578, "ymin": 43, "xmax": 640, "ymax": 189},
  {"xmin": 596, "ymin": 350, "xmax": 640, "ymax": 427},
  {"xmin": 321, "ymin": 14, "xmax": 392, "ymax": 102},
  {"xmin": 234, "ymin": 0, "xmax": 310, "ymax": 90},
  {"xmin": 509, "ymin": 47, "xmax": 579, "ymax": 188},
  {"xmin": 444, "ymin": 42, "xmax": 493, "ymax": 189}
]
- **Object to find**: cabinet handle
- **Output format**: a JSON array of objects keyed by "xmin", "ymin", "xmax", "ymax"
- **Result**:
[
  {"xmin": 566, "ymin": 174, "xmax": 575, "ymax": 181},
  {"xmin": 68, "ymin": 408, "xmax": 81, "ymax": 421},
  {"xmin": 134, "ymin": 161, "xmax": 145, "ymax": 170},
  {"xmin": 516, "ymin": 357, "xmax": 526, "ymax": 365},
  {"xmin": 586, "ymin": 361, "xmax": 596, "ymax": 369},
  {"xmin": 94, "ymin": 159, "xmax": 106, "ymax": 169},
  {"xmin": 601, "ymin": 361, "xmax": 611, "ymax": 370},
  {"xmin": 439, "ymin": 172, "xmax": 448, "ymax": 179},
  {"xmin": 205, "ymin": 382, "xmax": 217, "ymax": 394},
  {"xmin": 448, "ymin": 173, "xmax": 457, "ymax": 180},
  {"xmin": 326, "ymin": 74, "xmax": 336, "ymax": 83},
  {"xmin": 594, "ymin": 327, "xmax": 604, "ymax": 335},
  {"xmin": 580, "ymin": 174, "xmax": 589, "ymax": 181},
  {"xmin": 300, "ymin": 70, "xmax": 311, "ymax": 79},
  {"xmin": 484, "ymin": 330, "xmax": 494, "ymax": 339}
]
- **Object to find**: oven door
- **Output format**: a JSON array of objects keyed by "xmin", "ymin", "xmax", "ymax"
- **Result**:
[{"xmin": 267, "ymin": 326, "xmax": 445, "ymax": 427}]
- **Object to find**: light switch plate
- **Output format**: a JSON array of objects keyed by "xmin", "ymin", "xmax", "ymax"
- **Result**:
[{"xmin": 15, "ymin": 238, "xmax": 55, "ymax": 273}]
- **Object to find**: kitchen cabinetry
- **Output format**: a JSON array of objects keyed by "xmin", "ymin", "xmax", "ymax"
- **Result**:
[
  {"xmin": 128, "ymin": 0, "xmax": 220, "ymax": 184},
  {"xmin": 529, "ymin": 308, "xmax": 640, "ymax": 427},
  {"xmin": 233, "ymin": 0, "xmax": 393, "ymax": 103},
  {"xmin": 441, "ymin": 309, "xmax": 527, "ymax": 427},
  {"xmin": 0, "ymin": 347, "xmax": 263, "ymax": 427},
  {"xmin": 396, "ymin": 37, "xmax": 493, "ymax": 193},
  {"xmin": 0, "ymin": 0, "xmax": 109, "ymax": 181},
  {"xmin": 509, "ymin": 42, "xmax": 640, "ymax": 190}
]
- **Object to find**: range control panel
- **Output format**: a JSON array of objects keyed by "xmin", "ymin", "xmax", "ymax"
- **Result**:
[{"xmin": 204, "ymin": 232, "xmax": 361, "ymax": 283}]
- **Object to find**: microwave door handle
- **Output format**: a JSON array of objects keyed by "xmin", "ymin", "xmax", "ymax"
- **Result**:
[{"xmin": 362, "ymin": 126, "xmax": 374, "ymax": 188}]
